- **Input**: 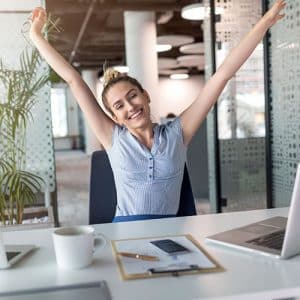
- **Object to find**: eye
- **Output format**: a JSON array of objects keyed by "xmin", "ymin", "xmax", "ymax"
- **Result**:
[
  {"xmin": 128, "ymin": 92, "xmax": 137, "ymax": 99},
  {"xmin": 115, "ymin": 104, "xmax": 123, "ymax": 110}
]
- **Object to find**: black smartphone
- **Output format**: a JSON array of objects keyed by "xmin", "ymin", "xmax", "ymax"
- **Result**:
[{"xmin": 150, "ymin": 239, "xmax": 190, "ymax": 255}]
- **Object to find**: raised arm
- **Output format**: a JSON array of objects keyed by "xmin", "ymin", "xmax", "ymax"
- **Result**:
[
  {"xmin": 29, "ymin": 7, "xmax": 114, "ymax": 150},
  {"xmin": 180, "ymin": 0, "xmax": 286, "ymax": 146}
]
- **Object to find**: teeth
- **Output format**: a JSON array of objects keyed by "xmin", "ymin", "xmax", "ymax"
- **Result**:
[{"xmin": 129, "ymin": 109, "xmax": 142, "ymax": 119}]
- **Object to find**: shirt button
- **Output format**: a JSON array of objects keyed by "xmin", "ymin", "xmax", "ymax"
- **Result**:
[
  {"xmin": 149, "ymin": 157, "xmax": 153, "ymax": 160},
  {"xmin": 149, "ymin": 166, "xmax": 153, "ymax": 169},
  {"xmin": 149, "ymin": 175, "xmax": 152, "ymax": 178}
]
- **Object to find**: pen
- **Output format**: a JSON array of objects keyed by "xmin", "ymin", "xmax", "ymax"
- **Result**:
[{"xmin": 117, "ymin": 252, "xmax": 159, "ymax": 261}]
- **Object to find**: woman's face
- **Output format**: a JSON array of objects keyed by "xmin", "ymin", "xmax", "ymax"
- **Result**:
[{"xmin": 106, "ymin": 81, "xmax": 151, "ymax": 129}]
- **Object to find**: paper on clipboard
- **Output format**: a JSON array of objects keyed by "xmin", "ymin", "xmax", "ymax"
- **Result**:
[{"xmin": 111, "ymin": 234, "xmax": 224, "ymax": 280}]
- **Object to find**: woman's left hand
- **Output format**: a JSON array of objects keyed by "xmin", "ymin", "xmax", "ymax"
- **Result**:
[{"xmin": 264, "ymin": 0, "xmax": 286, "ymax": 27}]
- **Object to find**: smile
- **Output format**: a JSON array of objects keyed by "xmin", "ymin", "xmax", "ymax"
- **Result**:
[{"xmin": 128, "ymin": 109, "xmax": 143, "ymax": 120}]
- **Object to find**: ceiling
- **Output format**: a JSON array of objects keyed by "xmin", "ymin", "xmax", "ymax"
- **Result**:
[{"xmin": 46, "ymin": 0, "xmax": 204, "ymax": 76}]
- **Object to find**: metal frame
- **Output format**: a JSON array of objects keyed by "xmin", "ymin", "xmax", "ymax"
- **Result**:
[
  {"xmin": 262, "ymin": 0, "xmax": 273, "ymax": 208},
  {"xmin": 209, "ymin": 0, "xmax": 222, "ymax": 213}
]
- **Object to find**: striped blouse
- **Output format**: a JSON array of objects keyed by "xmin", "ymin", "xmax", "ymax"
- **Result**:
[{"xmin": 106, "ymin": 117, "xmax": 187, "ymax": 216}]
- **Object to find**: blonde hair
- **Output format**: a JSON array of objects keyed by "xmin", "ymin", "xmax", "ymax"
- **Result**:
[
  {"xmin": 102, "ymin": 68, "xmax": 121, "ymax": 88},
  {"xmin": 101, "ymin": 68, "xmax": 144, "ymax": 116}
]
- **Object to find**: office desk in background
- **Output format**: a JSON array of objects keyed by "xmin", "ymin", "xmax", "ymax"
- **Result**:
[{"xmin": 1, "ymin": 207, "xmax": 300, "ymax": 300}]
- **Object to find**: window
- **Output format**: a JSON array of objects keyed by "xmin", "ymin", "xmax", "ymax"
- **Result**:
[{"xmin": 50, "ymin": 87, "xmax": 68, "ymax": 137}]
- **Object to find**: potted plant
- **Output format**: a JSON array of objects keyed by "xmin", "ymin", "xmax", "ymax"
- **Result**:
[{"xmin": 0, "ymin": 18, "xmax": 58, "ymax": 225}]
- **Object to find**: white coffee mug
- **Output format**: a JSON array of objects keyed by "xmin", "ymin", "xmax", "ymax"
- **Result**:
[{"xmin": 52, "ymin": 226, "xmax": 106, "ymax": 270}]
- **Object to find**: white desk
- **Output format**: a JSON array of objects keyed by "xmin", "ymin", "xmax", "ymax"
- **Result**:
[{"xmin": 1, "ymin": 207, "xmax": 300, "ymax": 300}]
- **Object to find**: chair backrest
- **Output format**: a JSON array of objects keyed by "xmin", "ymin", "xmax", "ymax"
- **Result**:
[
  {"xmin": 89, "ymin": 151, "xmax": 117, "ymax": 224},
  {"xmin": 177, "ymin": 165, "xmax": 197, "ymax": 217},
  {"xmin": 89, "ymin": 150, "xmax": 196, "ymax": 224}
]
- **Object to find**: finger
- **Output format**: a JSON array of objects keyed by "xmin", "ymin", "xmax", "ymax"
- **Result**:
[
  {"xmin": 280, "ymin": 1, "xmax": 287, "ymax": 8},
  {"xmin": 38, "ymin": 10, "xmax": 46, "ymax": 18},
  {"xmin": 274, "ymin": 0, "xmax": 285, "ymax": 9},
  {"xmin": 37, "ymin": 10, "xmax": 46, "ymax": 22},
  {"xmin": 31, "ymin": 10, "xmax": 40, "ymax": 21},
  {"xmin": 31, "ymin": 7, "xmax": 46, "ymax": 20},
  {"xmin": 278, "ymin": 0, "xmax": 286, "ymax": 8}
]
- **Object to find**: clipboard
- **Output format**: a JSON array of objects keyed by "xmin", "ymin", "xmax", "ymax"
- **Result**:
[{"xmin": 111, "ymin": 234, "xmax": 224, "ymax": 280}]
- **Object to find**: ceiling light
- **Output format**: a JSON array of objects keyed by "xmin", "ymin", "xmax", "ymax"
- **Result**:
[
  {"xmin": 179, "ymin": 42, "xmax": 204, "ymax": 54},
  {"xmin": 170, "ymin": 74, "xmax": 189, "ymax": 80},
  {"xmin": 157, "ymin": 35, "xmax": 194, "ymax": 47},
  {"xmin": 158, "ymin": 58, "xmax": 178, "ymax": 70},
  {"xmin": 113, "ymin": 65, "xmax": 129, "ymax": 73},
  {"xmin": 159, "ymin": 68, "xmax": 188, "ymax": 76},
  {"xmin": 156, "ymin": 44, "xmax": 172, "ymax": 52},
  {"xmin": 181, "ymin": 3, "xmax": 224, "ymax": 20},
  {"xmin": 181, "ymin": 3, "xmax": 206, "ymax": 20},
  {"xmin": 177, "ymin": 55, "xmax": 204, "ymax": 67}
]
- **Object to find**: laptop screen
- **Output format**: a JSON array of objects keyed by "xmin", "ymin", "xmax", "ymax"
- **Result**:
[{"xmin": 6, "ymin": 252, "xmax": 21, "ymax": 262}]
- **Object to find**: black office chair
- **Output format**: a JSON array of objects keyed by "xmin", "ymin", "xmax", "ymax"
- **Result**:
[{"xmin": 89, "ymin": 150, "xmax": 196, "ymax": 224}]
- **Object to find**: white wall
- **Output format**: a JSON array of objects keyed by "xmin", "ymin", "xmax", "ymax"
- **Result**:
[
  {"xmin": 157, "ymin": 75, "xmax": 205, "ymax": 119},
  {"xmin": 157, "ymin": 75, "xmax": 208, "ymax": 199}
]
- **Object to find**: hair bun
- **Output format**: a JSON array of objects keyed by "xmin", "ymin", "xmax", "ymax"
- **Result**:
[{"xmin": 103, "ymin": 68, "xmax": 121, "ymax": 87}]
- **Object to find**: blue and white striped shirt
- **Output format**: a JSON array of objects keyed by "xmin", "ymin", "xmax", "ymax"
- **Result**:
[{"xmin": 106, "ymin": 117, "xmax": 187, "ymax": 216}]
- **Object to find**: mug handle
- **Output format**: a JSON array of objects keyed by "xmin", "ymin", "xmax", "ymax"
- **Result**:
[{"xmin": 93, "ymin": 233, "xmax": 107, "ymax": 252}]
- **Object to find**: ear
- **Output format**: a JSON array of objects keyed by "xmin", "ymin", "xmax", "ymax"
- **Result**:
[{"xmin": 112, "ymin": 115, "xmax": 122, "ymax": 126}]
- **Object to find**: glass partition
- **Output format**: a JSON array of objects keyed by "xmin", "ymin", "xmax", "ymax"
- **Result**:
[
  {"xmin": 268, "ymin": 0, "xmax": 300, "ymax": 207},
  {"xmin": 0, "ymin": 7, "xmax": 56, "ymax": 196},
  {"xmin": 205, "ymin": 0, "xmax": 267, "ymax": 212}
]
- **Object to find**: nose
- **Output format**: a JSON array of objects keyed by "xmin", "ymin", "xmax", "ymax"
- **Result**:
[{"xmin": 125, "ymin": 101, "xmax": 135, "ymax": 112}]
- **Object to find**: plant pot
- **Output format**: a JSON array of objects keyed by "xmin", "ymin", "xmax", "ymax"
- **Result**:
[{"xmin": 0, "ymin": 207, "xmax": 54, "ymax": 232}]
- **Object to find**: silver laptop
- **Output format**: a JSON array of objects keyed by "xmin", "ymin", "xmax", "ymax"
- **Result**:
[
  {"xmin": 0, "ymin": 281, "xmax": 111, "ymax": 300},
  {"xmin": 0, "ymin": 231, "xmax": 35, "ymax": 269},
  {"xmin": 206, "ymin": 164, "xmax": 300, "ymax": 259}
]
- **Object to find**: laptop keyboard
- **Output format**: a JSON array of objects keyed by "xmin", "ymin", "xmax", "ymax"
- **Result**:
[{"xmin": 246, "ymin": 230, "xmax": 285, "ymax": 250}]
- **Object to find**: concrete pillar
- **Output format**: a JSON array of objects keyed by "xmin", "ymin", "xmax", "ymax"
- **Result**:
[
  {"xmin": 124, "ymin": 11, "xmax": 159, "ymax": 120},
  {"xmin": 81, "ymin": 69, "xmax": 102, "ymax": 154}
]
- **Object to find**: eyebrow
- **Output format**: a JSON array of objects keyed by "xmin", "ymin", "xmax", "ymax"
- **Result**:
[
  {"xmin": 125, "ymin": 88, "xmax": 137, "ymax": 97},
  {"xmin": 112, "ymin": 88, "xmax": 137, "ymax": 108}
]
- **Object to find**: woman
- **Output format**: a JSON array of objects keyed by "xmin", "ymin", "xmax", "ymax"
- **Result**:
[{"xmin": 30, "ymin": 1, "xmax": 286, "ymax": 222}]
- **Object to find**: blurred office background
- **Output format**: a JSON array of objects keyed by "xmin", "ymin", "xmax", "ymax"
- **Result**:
[{"xmin": 0, "ymin": 0, "xmax": 299, "ymax": 227}]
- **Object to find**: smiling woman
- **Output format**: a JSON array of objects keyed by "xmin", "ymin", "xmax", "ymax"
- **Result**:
[
  {"xmin": 28, "ymin": 1, "xmax": 286, "ymax": 221},
  {"xmin": 98, "ymin": 69, "xmax": 188, "ymax": 220}
]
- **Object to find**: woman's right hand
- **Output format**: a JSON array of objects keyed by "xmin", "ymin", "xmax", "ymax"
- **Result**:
[{"xmin": 29, "ymin": 7, "xmax": 47, "ymax": 38}]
